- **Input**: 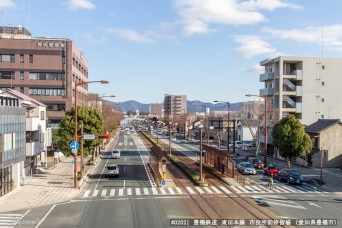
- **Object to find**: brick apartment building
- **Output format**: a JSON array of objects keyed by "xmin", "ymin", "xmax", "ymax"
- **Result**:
[{"xmin": 0, "ymin": 26, "xmax": 88, "ymax": 128}]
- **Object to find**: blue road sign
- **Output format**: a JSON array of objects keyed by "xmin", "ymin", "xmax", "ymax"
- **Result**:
[
  {"xmin": 70, "ymin": 141, "xmax": 79, "ymax": 150},
  {"xmin": 161, "ymin": 180, "xmax": 166, "ymax": 187},
  {"xmin": 71, "ymin": 160, "xmax": 74, "ymax": 164}
]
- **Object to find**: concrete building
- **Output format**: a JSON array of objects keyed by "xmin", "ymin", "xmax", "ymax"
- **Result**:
[
  {"xmin": 242, "ymin": 100, "xmax": 264, "ymax": 120},
  {"xmin": 0, "ymin": 26, "xmax": 88, "ymax": 128},
  {"xmin": 149, "ymin": 103, "xmax": 163, "ymax": 118},
  {"xmin": 163, "ymin": 94, "xmax": 187, "ymax": 117},
  {"xmin": 305, "ymin": 119, "xmax": 342, "ymax": 168},
  {"xmin": 260, "ymin": 56, "xmax": 342, "ymax": 156},
  {"xmin": 3, "ymin": 89, "xmax": 48, "ymax": 175},
  {"xmin": 0, "ymin": 89, "xmax": 26, "ymax": 196}
]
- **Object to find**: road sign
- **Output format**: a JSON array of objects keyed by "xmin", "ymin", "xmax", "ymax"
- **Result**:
[
  {"xmin": 161, "ymin": 176, "xmax": 165, "ymax": 180},
  {"xmin": 71, "ymin": 160, "xmax": 74, "ymax": 164},
  {"xmin": 83, "ymin": 134, "xmax": 95, "ymax": 140},
  {"xmin": 70, "ymin": 141, "xmax": 79, "ymax": 150},
  {"xmin": 161, "ymin": 180, "xmax": 166, "ymax": 187}
]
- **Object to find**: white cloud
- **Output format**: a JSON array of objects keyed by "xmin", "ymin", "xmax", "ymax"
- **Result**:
[
  {"xmin": 240, "ymin": 0, "xmax": 302, "ymax": 11},
  {"xmin": 0, "ymin": 0, "xmax": 15, "ymax": 8},
  {"xmin": 104, "ymin": 28, "xmax": 155, "ymax": 43},
  {"xmin": 262, "ymin": 25, "xmax": 342, "ymax": 51},
  {"xmin": 84, "ymin": 33, "xmax": 107, "ymax": 44},
  {"xmin": 246, "ymin": 63, "xmax": 264, "ymax": 73},
  {"xmin": 173, "ymin": 0, "xmax": 301, "ymax": 35},
  {"xmin": 234, "ymin": 35, "xmax": 284, "ymax": 58},
  {"xmin": 65, "ymin": 0, "xmax": 95, "ymax": 10}
]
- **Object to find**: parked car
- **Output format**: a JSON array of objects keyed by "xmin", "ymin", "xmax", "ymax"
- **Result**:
[
  {"xmin": 242, "ymin": 141, "xmax": 254, "ymax": 151},
  {"xmin": 247, "ymin": 157, "xmax": 264, "ymax": 169},
  {"xmin": 264, "ymin": 164, "xmax": 279, "ymax": 176},
  {"xmin": 235, "ymin": 141, "xmax": 243, "ymax": 149},
  {"xmin": 237, "ymin": 162, "xmax": 257, "ymax": 175},
  {"xmin": 105, "ymin": 164, "xmax": 119, "ymax": 177},
  {"xmin": 278, "ymin": 168, "xmax": 304, "ymax": 184}
]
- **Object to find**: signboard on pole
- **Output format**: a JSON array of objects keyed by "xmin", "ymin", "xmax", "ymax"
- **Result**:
[
  {"xmin": 83, "ymin": 134, "xmax": 95, "ymax": 140},
  {"xmin": 70, "ymin": 141, "xmax": 79, "ymax": 150},
  {"xmin": 161, "ymin": 180, "xmax": 166, "ymax": 187}
]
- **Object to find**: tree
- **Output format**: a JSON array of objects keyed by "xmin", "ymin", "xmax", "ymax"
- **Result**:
[
  {"xmin": 102, "ymin": 103, "xmax": 124, "ymax": 132},
  {"xmin": 57, "ymin": 106, "xmax": 104, "ymax": 157},
  {"xmin": 271, "ymin": 114, "xmax": 312, "ymax": 168}
]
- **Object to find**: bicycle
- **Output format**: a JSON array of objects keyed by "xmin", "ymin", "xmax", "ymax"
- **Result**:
[{"xmin": 265, "ymin": 183, "xmax": 277, "ymax": 190}]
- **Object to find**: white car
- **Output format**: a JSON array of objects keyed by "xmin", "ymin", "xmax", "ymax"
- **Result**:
[
  {"xmin": 106, "ymin": 164, "xmax": 119, "ymax": 177},
  {"xmin": 237, "ymin": 162, "xmax": 257, "ymax": 175},
  {"xmin": 235, "ymin": 141, "xmax": 243, "ymax": 149}
]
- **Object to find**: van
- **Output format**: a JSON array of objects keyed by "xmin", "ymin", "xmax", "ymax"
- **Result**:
[
  {"xmin": 112, "ymin": 149, "xmax": 120, "ymax": 159},
  {"xmin": 105, "ymin": 164, "xmax": 119, "ymax": 177}
]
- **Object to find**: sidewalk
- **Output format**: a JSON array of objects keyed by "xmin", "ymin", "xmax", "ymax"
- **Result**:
[{"xmin": 0, "ymin": 136, "xmax": 117, "ymax": 213}]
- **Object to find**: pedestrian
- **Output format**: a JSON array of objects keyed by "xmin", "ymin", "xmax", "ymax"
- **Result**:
[
  {"xmin": 221, "ymin": 163, "xmax": 225, "ymax": 175},
  {"xmin": 268, "ymin": 174, "xmax": 274, "ymax": 189}
]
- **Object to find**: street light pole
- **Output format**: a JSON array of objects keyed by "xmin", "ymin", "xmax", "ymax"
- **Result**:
[
  {"xmin": 245, "ymin": 94, "xmax": 268, "ymax": 164},
  {"xmin": 169, "ymin": 122, "xmax": 172, "ymax": 155},
  {"xmin": 199, "ymin": 124, "xmax": 203, "ymax": 182},
  {"xmin": 74, "ymin": 80, "xmax": 109, "ymax": 188},
  {"xmin": 213, "ymin": 101, "xmax": 230, "ymax": 153}
]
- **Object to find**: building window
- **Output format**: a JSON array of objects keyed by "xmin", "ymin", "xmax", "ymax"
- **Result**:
[
  {"xmin": 41, "ymin": 111, "xmax": 45, "ymax": 120},
  {"xmin": 20, "ymin": 72, "xmax": 24, "ymax": 80},
  {"xmin": 20, "ymin": 87, "xmax": 24, "ymax": 93},
  {"xmin": 62, "ymin": 56, "xmax": 66, "ymax": 64},
  {"xmin": 29, "ymin": 55, "xmax": 33, "ymax": 63},
  {"xmin": 29, "ymin": 88, "xmax": 65, "ymax": 96},
  {"xmin": 20, "ymin": 54, "xmax": 24, "ymax": 63},
  {"xmin": 321, "ymin": 98, "xmax": 324, "ymax": 102},
  {"xmin": 0, "ymin": 71, "xmax": 15, "ymax": 79},
  {"xmin": 0, "ymin": 54, "xmax": 15, "ymax": 62},
  {"xmin": 322, "ymin": 81, "xmax": 325, "ymax": 86},
  {"xmin": 4, "ymin": 133, "xmax": 15, "ymax": 150},
  {"xmin": 321, "ymin": 115, "xmax": 324, "ymax": 119},
  {"xmin": 29, "ymin": 72, "xmax": 65, "ymax": 80}
]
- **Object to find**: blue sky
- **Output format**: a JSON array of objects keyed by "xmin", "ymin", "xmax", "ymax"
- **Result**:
[{"xmin": 2, "ymin": 0, "xmax": 342, "ymax": 104}]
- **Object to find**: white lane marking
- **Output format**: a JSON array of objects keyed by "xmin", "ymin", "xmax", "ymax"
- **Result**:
[
  {"xmin": 135, "ymin": 188, "xmax": 141, "ymax": 195},
  {"xmin": 13, "ymin": 210, "xmax": 31, "ymax": 227},
  {"xmin": 127, "ymin": 188, "xmax": 132, "ymax": 196},
  {"xmin": 204, "ymin": 187, "xmax": 213, "ymax": 194},
  {"xmin": 245, "ymin": 186, "xmax": 255, "ymax": 192},
  {"xmin": 250, "ymin": 185, "xmax": 266, "ymax": 193},
  {"xmin": 237, "ymin": 186, "xmax": 250, "ymax": 193},
  {"xmin": 299, "ymin": 198, "xmax": 322, "ymax": 208},
  {"xmin": 186, "ymin": 187, "xmax": 196, "ymax": 194},
  {"xmin": 110, "ymin": 189, "xmax": 115, "ymax": 197},
  {"xmin": 94, "ymin": 160, "xmax": 109, "ymax": 191},
  {"xmin": 83, "ymin": 190, "xmax": 91, "ymax": 197},
  {"xmin": 143, "ymin": 188, "xmax": 149, "ymax": 195},
  {"xmin": 34, "ymin": 205, "xmax": 56, "ymax": 228},
  {"xmin": 230, "ymin": 186, "xmax": 241, "ymax": 193},
  {"xmin": 119, "ymin": 188, "xmax": 124, "ymax": 196},
  {"xmin": 279, "ymin": 185, "xmax": 299, "ymax": 193},
  {"xmin": 151, "ymin": 187, "xmax": 158, "ymax": 195},
  {"xmin": 159, "ymin": 187, "xmax": 166, "ymax": 194},
  {"xmin": 253, "ymin": 195, "xmax": 306, "ymax": 209},
  {"xmin": 123, "ymin": 180, "xmax": 126, "ymax": 188},
  {"xmin": 92, "ymin": 190, "xmax": 99, "ymax": 197},
  {"xmin": 219, "ymin": 186, "xmax": 232, "ymax": 194},
  {"xmin": 210, "ymin": 186, "xmax": 222, "ymax": 194},
  {"xmin": 168, "ymin": 188, "xmax": 175, "ymax": 194},
  {"xmin": 176, "ymin": 187, "xmax": 184, "ymax": 194},
  {"xmin": 101, "ymin": 189, "xmax": 107, "ymax": 197},
  {"xmin": 195, "ymin": 186, "xmax": 205, "ymax": 194}
]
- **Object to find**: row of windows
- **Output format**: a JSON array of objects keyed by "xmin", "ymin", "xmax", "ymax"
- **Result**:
[
  {"xmin": 0, "ymin": 71, "xmax": 15, "ymax": 79},
  {"xmin": 29, "ymin": 73, "xmax": 65, "ymax": 80},
  {"xmin": 0, "ymin": 97, "xmax": 19, "ymax": 107},
  {"xmin": 29, "ymin": 88, "xmax": 65, "ymax": 96},
  {"xmin": 0, "ymin": 54, "xmax": 15, "ymax": 62},
  {"xmin": 46, "ymin": 104, "xmax": 65, "ymax": 111},
  {"xmin": 0, "ymin": 54, "xmax": 33, "ymax": 63}
]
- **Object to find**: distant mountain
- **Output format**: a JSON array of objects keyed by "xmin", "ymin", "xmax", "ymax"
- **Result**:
[{"xmin": 102, "ymin": 99, "xmax": 243, "ymax": 113}]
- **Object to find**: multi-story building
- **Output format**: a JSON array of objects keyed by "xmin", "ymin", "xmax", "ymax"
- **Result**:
[
  {"xmin": 163, "ymin": 94, "xmax": 187, "ymax": 117},
  {"xmin": 242, "ymin": 100, "xmax": 264, "ymax": 120},
  {"xmin": 149, "ymin": 103, "xmax": 163, "ymax": 118},
  {"xmin": 0, "ymin": 26, "xmax": 88, "ymax": 128},
  {"xmin": 0, "ymin": 89, "xmax": 26, "ymax": 196},
  {"xmin": 3, "ymin": 89, "xmax": 48, "ymax": 175},
  {"xmin": 260, "ymin": 56, "xmax": 342, "ymax": 156}
]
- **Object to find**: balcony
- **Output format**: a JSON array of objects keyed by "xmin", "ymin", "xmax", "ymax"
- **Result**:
[
  {"xmin": 296, "ymin": 86, "xmax": 302, "ymax": 96},
  {"xmin": 259, "ymin": 72, "xmax": 274, "ymax": 82},
  {"xmin": 26, "ymin": 141, "xmax": 44, "ymax": 156},
  {"xmin": 296, "ymin": 102, "xmax": 302, "ymax": 113},
  {"xmin": 259, "ymin": 88, "xmax": 274, "ymax": 96},
  {"xmin": 294, "ymin": 70, "xmax": 303, "ymax": 80}
]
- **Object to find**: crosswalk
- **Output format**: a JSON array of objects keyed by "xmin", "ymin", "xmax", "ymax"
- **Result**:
[
  {"xmin": 231, "ymin": 183, "xmax": 326, "ymax": 194},
  {"xmin": 82, "ymin": 186, "xmax": 232, "ymax": 198},
  {"xmin": 0, "ymin": 213, "xmax": 22, "ymax": 227},
  {"xmin": 81, "ymin": 183, "xmax": 326, "ymax": 198}
]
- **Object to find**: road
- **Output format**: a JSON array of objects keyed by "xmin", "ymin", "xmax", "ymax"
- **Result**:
[{"xmin": 159, "ymin": 133, "xmax": 342, "ymax": 226}]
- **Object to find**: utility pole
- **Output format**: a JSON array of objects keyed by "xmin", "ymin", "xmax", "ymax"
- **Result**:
[{"xmin": 80, "ymin": 120, "xmax": 84, "ymax": 175}]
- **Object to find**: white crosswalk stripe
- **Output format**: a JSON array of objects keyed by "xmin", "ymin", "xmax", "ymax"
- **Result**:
[
  {"xmin": 230, "ymin": 183, "xmax": 326, "ymax": 194},
  {"xmin": 0, "ymin": 213, "xmax": 23, "ymax": 227},
  {"xmin": 81, "ymin": 185, "xmax": 235, "ymax": 198}
]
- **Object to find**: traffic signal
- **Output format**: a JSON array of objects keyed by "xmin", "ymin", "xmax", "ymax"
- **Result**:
[
  {"xmin": 98, "ymin": 131, "xmax": 110, "ymax": 139},
  {"xmin": 105, "ymin": 131, "xmax": 110, "ymax": 139}
]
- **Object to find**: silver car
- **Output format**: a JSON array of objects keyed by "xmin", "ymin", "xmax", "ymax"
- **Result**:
[
  {"xmin": 106, "ymin": 164, "xmax": 119, "ymax": 177},
  {"xmin": 237, "ymin": 162, "xmax": 257, "ymax": 175}
]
